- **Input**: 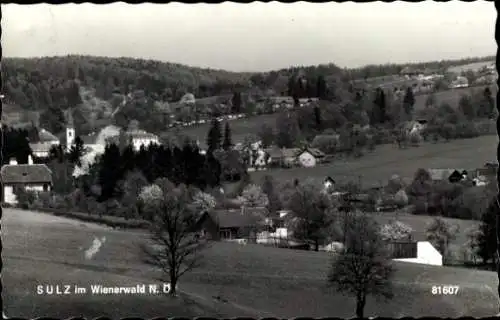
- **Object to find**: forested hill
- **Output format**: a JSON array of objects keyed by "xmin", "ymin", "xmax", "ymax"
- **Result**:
[
  {"xmin": 1, "ymin": 54, "xmax": 495, "ymax": 137},
  {"xmin": 2, "ymin": 54, "xmax": 495, "ymax": 112},
  {"xmin": 2, "ymin": 55, "xmax": 256, "ymax": 109}
]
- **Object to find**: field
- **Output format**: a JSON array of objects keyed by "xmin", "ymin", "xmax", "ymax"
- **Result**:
[
  {"xmin": 173, "ymin": 113, "xmax": 280, "ymax": 147},
  {"xmin": 3, "ymin": 208, "xmax": 498, "ymax": 318},
  {"xmin": 250, "ymin": 134, "xmax": 497, "ymax": 188},
  {"xmin": 448, "ymin": 61, "xmax": 495, "ymax": 74},
  {"xmin": 2, "ymin": 208, "xmax": 254, "ymax": 318},
  {"xmin": 414, "ymin": 85, "xmax": 497, "ymax": 111},
  {"xmin": 171, "ymin": 85, "xmax": 497, "ymax": 147}
]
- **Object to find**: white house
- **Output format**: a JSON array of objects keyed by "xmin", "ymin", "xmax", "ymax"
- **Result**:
[
  {"xmin": 450, "ymin": 76, "xmax": 469, "ymax": 89},
  {"xmin": 29, "ymin": 142, "xmax": 55, "ymax": 158},
  {"xmin": 126, "ymin": 129, "xmax": 160, "ymax": 151},
  {"xmin": 323, "ymin": 176, "xmax": 336, "ymax": 192},
  {"xmin": 81, "ymin": 125, "xmax": 160, "ymax": 152},
  {"xmin": 393, "ymin": 241, "xmax": 443, "ymax": 266},
  {"xmin": 1, "ymin": 157, "xmax": 53, "ymax": 205},
  {"xmin": 297, "ymin": 151, "xmax": 316, "ymax": 167},
  {"xmin": 297, "ymin": 148, "xmax": 325, "ymax": 168},
  {"xmin": 251, "ymin": 149, "xmax": 270, "ymax": 170}
]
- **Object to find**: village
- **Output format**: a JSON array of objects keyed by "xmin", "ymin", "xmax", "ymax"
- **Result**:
[{"xmin": 2, "ymin": 2, "xmax": 499, "ymax": 318}]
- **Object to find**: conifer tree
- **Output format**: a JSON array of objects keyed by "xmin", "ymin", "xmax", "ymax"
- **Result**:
[
  {"xmin": 223, "ymin": 122, "xmax": 233, "ymax": 151},
  {"xmin": 206, "ymin": 118, "xmax": 222, "ymax": 153}
]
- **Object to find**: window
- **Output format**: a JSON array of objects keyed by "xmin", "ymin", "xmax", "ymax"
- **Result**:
[
  {"xmin": 219, "ymin": 229, "xmax": 231, "ymax": 239},
  {"xmin": 43, "ymin": 184, "xmax": 48, "ymax": 192}
]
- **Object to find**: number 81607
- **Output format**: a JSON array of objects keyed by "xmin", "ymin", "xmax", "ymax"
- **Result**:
[{"xmin": 431, "ymin": 285, "xmax": 459, "ymax": 295}]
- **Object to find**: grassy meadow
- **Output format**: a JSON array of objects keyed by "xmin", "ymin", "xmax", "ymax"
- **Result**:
[
  {"xmin": 447, "ymin": 61, "xmax": 495, "ymax": 74},
  {"xmin": 249, "ymin": 134, "xmax": 497, "ymax": 188},
  {"xmin": 4, "ymin": 208, "xmax": 497, "ymax": 318}
]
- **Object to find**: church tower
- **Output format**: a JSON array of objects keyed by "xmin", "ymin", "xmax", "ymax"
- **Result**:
[{"xmin": 65, "ymin": 110, "xmax": 75, "ymax": 151}]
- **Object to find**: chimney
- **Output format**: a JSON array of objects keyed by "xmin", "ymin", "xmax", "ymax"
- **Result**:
[
  {"xmin": 28, "ymin": 155, "xmax": 33, "ymax": 165},
  {"xmin": 9, "ymin": 158, "xmax": 17, "ymax": 165}
]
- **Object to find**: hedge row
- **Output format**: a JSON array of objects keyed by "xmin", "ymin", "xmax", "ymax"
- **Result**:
[{"xmin": 30, "ymin": 207, "xmax": 151, "ymax": 230}]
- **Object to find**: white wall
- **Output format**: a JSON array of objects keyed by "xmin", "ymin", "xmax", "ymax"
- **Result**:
[
  {"xmin": 32, "ymin": 151, "xmax": 50, "ymax": 158},
  {"xmin": 4, "ymin": 185, "xmax": 16, "ymax": 204},
  {"xmin": 393, "ymin": 241, "xmax": 443, "ymax": 266},
  {"xmin": 257, "ymin": 227, "xmax": 290, "ymax": 244},
  {"xmin": 298, "ymin": 152, "xmax": 316, "ymax": 168},
  {"xmin": 25, "ymin": 185, "xmax": 47, "ymax": 192},
  {"xmin": 320, "ymin": 241, "xmax": 344, "ymax": 253},
  {"xmin": 132, "ymin": 137, "xmax": 160, "ymax": 151},
  {"xmin": 66, "ymin": 127, "xmax": 75, "ymax": 150},
  {"xmin": 3, "ymin": 184, "xmax": 50, "ymax": 205}
]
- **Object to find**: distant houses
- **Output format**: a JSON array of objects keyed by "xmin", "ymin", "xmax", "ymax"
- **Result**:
[
  {"xmin": 124, "ymin": 129, "xmax": 161, "ymax": 151},
  {"xmin": 248, "ymin": 146, "xmax": 326, "ymax": 170},
  {"xmin": 449, "ymin": 76, "xmax": 469, "ymax": 89}
]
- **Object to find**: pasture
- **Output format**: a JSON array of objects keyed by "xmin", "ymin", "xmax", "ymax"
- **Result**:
[
  {"xmin": 250, "ymin": 134, "xmax": 498, "ymax": 188},
  {"xmin": 414, "ymin": 85, "xmax": 497, "ymax": 111},
  {"xmin": 171, "ymin": 113, "xmax": 280, "ymax": 147},
  {"xmin": 3, "ymin": 208, "xmax": 498, "ymax": 318},
  {"xmin": 2, "ymin": 208, "xmax": 254, "ymax": 319},
  {"xmin": 448, "ymin": 61, "xmax": 495, "ymax": 74}
]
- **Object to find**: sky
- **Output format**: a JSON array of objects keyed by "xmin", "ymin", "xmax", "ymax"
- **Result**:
[{"xmin": 1, "ymin": 2, "xmax": 496, "ymax": 72}]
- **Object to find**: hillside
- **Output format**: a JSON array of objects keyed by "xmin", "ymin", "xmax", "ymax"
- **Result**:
[
  {"xmin": 2, "ymin": 54, "xmax": 495, "ymax": 137},
  {"xmin": 4, "ymin": 208, "xmax": 497, "ymax": 318},
  {"xmin": 3, "ymin": 54, "xmax": 495, "ymax": 113}
]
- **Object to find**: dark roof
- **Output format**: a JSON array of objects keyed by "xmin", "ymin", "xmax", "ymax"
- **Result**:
[
  {"xmin": 240, "ymin": 206, "xmax": 268, "ymax": 218},
  {"xmin": 282, "ymin": 148, "xmax": 301, "ymax": 158},
  {"xmin": 81, "ymin": 133, "xmax": 99, "ymax": 145},
  {"xmin": 324, "ymin": 176, "xmax": 335, "ymax": 183},
  {"xmin": 264, "ymin": 147, "xmax": 283, "ymax": 159},
  {"xmin": 1, "ymin": 164, "xmax": 52, "ymax": 184},
  {"xmin": 38, "ymin": 129, "xmax": 59, "ymax": 142},
  {"xmin": 477, "ymin": 167, "xmax": 497, "ymax": 177},
  {"xmin": 65, "ymin": 109, "xmax": 75, "ymax": 128},
  {"xmin": 203, "ymin": 209, "xmax": 261, "ymax": 228},
  {"xmin": 302, "ymin": 148, "xmax": 325, "ymax": 158}
]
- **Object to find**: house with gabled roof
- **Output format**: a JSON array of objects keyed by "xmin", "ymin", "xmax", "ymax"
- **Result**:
[
  {"xmin": 297, "ymin": 147, "xmax": 326, "ymax": 167},
  {"xmin": 195, "ymin": 208, "xmax": 265, "ymax": 241},
  {"xmin": 1, "ymin": 157, "xmax": 53, "ymax": 204},
  {"xmin": 37, "ymin": 128, "xmax": 60, "ymax": 145}
]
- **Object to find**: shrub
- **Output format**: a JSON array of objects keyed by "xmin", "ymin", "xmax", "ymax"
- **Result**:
[
  {"xmin": 373, "ymin": 128, "xmax": 393, "ymax": 145},
  {"xmin": 311, "ymin": 135, "xmax": 339, "ymax": 154},
  {"xmin": 454, "ymin": 121, "xmax": 479, "ymax": 139},
  {"xmin": 394, "ymin": 189, "xmax": 409, "ymax": 207},
  {"xmin": 475, "ymin": 120, "xmax": 496, "ymax": 135},
  {"xmin": 409, "ymin": 132, "xmax": 422, "ymax": 146},
  {"xmin": 379, "ymin": 220, "xmax": 413, "ymax": 241},
  {"xmin": 14, "ymin": 187, "xmax": 37, "ymax": 209},
  {"xmin": 104, "ymin": 199, "xmax": 122, "ymax": 217},
  {"xmin": 438, "ymin": 123, "xmax": 456, "ymax": 141}
]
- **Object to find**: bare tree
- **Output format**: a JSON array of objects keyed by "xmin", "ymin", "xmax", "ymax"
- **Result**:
[
  {"xmin": 140, "ymin": 178, "xmax": 209, "ymax": 296},
  {"xmin": 328, "ymin": 213, "xmax": 394, "ymax": 318}
]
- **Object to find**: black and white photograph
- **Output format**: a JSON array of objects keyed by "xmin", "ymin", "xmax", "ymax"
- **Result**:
[{"xmin": 1, "ymin": 1, "xmax": 499, "ymax": 318}]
